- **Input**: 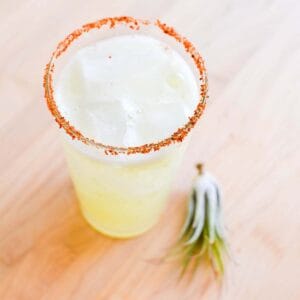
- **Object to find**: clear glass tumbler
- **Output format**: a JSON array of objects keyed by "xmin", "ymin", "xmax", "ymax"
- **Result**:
[{"xmin": 43, "ymin": 17, "xmax": 207, "ymax": 238}]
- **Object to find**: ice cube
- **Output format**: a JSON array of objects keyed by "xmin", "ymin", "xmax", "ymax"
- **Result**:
[{"xmin": 81, "ymin": 100, "xmax": 127, "ymax": 146}]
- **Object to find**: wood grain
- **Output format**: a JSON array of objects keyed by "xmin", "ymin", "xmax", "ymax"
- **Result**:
[{"xmin": 1, "ymin": 0, "xmax": 300, "ymax": 299}]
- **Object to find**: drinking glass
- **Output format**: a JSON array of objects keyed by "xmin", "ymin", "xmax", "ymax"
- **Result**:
[{"xmin": 44, "ymin": 17, "xmax": 207, "ymax": 238}]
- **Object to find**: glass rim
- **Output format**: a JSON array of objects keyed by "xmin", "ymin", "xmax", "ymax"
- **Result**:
[{"xmin": 43, "ymin": 16, "xmax": 208, "ymax": 155}]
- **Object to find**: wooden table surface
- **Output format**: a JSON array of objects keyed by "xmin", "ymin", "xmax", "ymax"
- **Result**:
[{"xmin": 1, "ymin": 1, "xmax": 300, "ymax": 299}]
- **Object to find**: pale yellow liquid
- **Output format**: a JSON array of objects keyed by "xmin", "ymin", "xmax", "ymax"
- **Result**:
[
  {"xmin": 56, "ymin": 34, "xmax": 198, "ymax": 238},
  {"xmin": 64, "ymin": 141, "xmax": 185, "ymax": 237}
]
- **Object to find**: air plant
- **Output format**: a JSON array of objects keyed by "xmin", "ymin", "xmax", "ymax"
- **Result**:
[{"xmin": 173, "ymin": 164, "xmax": 227, "ymax": 278}]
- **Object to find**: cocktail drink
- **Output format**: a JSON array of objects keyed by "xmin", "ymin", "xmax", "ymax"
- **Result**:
[{"xmin": 44, "ymin": 17, "xmax": 207, "ymax": 238}]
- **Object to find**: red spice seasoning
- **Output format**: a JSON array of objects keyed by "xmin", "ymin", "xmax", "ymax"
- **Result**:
[{"xmin": 43, "ymin": 16, "xmax": 208, "ymax": 155}]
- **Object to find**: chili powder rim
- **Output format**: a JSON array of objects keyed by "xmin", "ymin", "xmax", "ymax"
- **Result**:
[{"xmin": 43, "ymin": 16, "xmax": 208, "ymax": 155}]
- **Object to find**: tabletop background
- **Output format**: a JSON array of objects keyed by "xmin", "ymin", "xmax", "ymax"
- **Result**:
[{"xmin": 1, "ymin": 1, "xmax": 300, "ymax": 299}]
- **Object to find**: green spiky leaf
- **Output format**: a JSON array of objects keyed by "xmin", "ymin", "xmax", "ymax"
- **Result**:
[{"xmin": 171, "ymin": 164, "xmax": 227, "ymax": 279}]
